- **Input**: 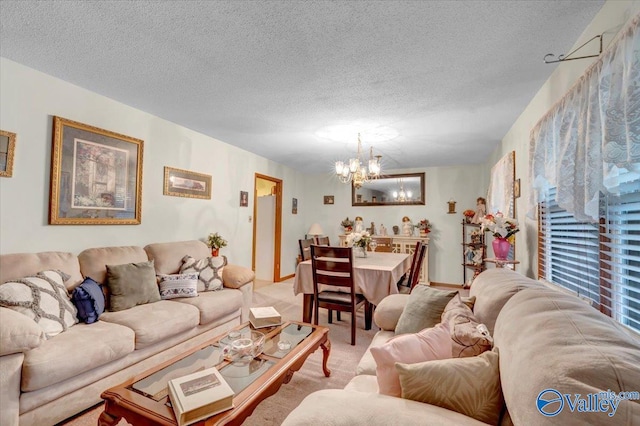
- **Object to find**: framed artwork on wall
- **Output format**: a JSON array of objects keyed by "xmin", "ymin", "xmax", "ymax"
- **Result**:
[
  {"xmin": 164, "ymin": 166, "xmax": 212, "ymax": 200},
  {"xmin": 0, "ymin": 130, "xmax": 16, "ymax": 177},
  {"xmin": 49, "ymin": 116, "xmax": 143, "ymax": 225},
  {"xmin": 323, "ymin": 195, "xmax": 334, "ymax": 205},
  {"xmin": 240, "ymin": 190, "xmax": 249, "ymax": 207},
  {"xmin": 292, "ymin": 197, "xmax": 298, "ymax": 214},
  {"xmin": 514, "ymin": 178, "xmax": 521, "ymax": 198}
]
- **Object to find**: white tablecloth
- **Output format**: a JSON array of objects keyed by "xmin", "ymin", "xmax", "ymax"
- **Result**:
[{"xmin": 293, "ymin": 252, "xmax": 412, "ymax": 306}]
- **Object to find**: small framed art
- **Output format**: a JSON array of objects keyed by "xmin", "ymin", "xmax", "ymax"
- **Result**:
[
  {"xmin": 164, "ymin": 166, "xmax": 212, "ymax": 199},
  {"xmin": 240, "ymin": 191, "xmax": 249, "ymax": 207},
  {"xmin": 292, "ymin": 198, "xmax": 298, "ymax": 214},
  {"xmin": 0, "ymin": 130, "xmax": 16, "ymax": 177},
  {"xmin": 514, "ymin": 178, "xmax": 521, "ymax": 198},
  {"xmin": 323, "ymin": 195, "xmax": 334, "ymax": 205}
]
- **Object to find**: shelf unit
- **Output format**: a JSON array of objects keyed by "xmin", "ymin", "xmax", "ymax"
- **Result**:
[{"xmin": 462, "ymin": 221, "xmax": 485, "ymax": 285}]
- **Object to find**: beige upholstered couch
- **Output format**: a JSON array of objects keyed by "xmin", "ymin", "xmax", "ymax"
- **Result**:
[
  {"xmin": 0, "ymin": 240, "xmax": 254, "ymax": 426},
  {"xmin": 283, "ymin": 268, "xmax": 640, "ymax": 425}
]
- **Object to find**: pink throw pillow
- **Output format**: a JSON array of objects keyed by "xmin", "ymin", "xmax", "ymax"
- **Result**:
[{"xmin": 370, "ymin": 322, "xmax": 452, "ymax": 397}]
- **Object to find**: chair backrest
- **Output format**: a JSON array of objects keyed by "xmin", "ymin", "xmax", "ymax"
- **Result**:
[
  {"xmin": 406, "ymin": 241, "xmax": 423, "ymax": 284},
  {"xmin": 408, "ymin": 244, "xmax": 427, "ymax": 291},
  {"xmin": 299, "ymin": 238, "xmax": 314, "ymax": 261},
  {"xmin": 372, "ymin": 237, "xmax": 393, "ymax": 252},
  {"xmin": 315, "ymin": 236, "xmax": 330, "ymax": 246},
  {"xmin": 310, "ymin": 245, "xmax": 355, "ymax": 296}
]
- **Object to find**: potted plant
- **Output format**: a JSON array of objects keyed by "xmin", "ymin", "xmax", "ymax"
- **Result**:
[
  {"xmin": 345, "ymin": 231, "xmax": 371, "ymax": 257},
  {"xmin": 341, "ymin": 217, "xmax": 354, "ymax": 233},
  {"xmin": 480, "ymin": 213, "xmax": 519, "ymax": 260},
  {"xmin": 463, "ymin": 209, "xmax": 475, "ymax": 223},
  {"xmin": 206, "ymin": 232, "xmax": 228, "ymax": 256},
  {"xmin": 417, "ymin": 219, "xmax": 432, "ymax": 236}
]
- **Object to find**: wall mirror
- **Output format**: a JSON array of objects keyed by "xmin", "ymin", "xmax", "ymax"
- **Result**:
[{"xmin": 352, "ymin": 172, "xmax": 425, "ymax": 206}]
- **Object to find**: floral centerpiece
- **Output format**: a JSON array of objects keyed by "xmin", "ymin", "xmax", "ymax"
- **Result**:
[
  {"xmin": 480, "ymin": 213, "xmax": 519, "ymax": 260},
  {"xmin": 341, "ymin": 217, "xmax": 354, "ymax": 233},
  {"xmin": 345, "ymin": 231, "xmax": 371, "ymax": 257},
  {"xmin": 463, "ymin": 209, "xmax": 475, "ymax": 223},
  {"xmin": 206, "ymin": 232, "xmax": 227, "ymax": 256},
  {"xmin": 417, "ymin": 219, "xmax": 432, "ymax": 235}
]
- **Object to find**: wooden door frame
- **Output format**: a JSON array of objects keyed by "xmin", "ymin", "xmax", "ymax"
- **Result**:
[{"xmin": 252, "ymin": 173, "xmax": 283, "ymax": 282}]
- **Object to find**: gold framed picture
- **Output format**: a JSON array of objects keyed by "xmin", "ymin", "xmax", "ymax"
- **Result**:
[
  {"xmin": 324, "ymin": 195, "xmax": 334, "ymax": 205},
  {"xmin": 50, "ymin": 117, "xmax": 143, "ymax": 225},
  {"xmin": 164, "ymin": 166, "xmax": 212, "ymax": 199},
  {"xmin": 0, "ymin": 130, "xmax": 16, "ymax": 177}
]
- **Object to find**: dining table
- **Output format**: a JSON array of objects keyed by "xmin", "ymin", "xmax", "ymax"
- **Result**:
[{"xmin": 293, "ymin": 251, "xmax": 412, "ymax": 323}]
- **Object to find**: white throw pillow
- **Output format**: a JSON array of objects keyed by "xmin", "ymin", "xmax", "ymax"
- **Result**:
[
  {"xmin": 180, "ymin": 255, "xmax": 227, "ymax": 292},
  {"xmin": 157, "ymin": 273, "xmax": 198, "ymax": 299},
  {"xmin": 0, "ymin": 270, "xmax": 78, "ymax": 338}
]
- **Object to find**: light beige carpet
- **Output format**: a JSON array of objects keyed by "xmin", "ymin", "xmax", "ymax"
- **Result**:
[{"xmin": 58, "ymin": 279, "xmax": 377, "ymax": 425}]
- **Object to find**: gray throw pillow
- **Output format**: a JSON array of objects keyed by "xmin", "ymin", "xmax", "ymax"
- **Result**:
[
  {"xmin": 395, "ymin": 285, "xmax": 458, "ymax": 335},
  {"xmin": 106, "ymin": 260, "xmax": 160, "ymax": 312}
]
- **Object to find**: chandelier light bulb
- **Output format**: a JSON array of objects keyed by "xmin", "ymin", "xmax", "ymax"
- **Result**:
[{"xmin": 333, "ymin": 133, "xmax": 382, "ymax": 188}]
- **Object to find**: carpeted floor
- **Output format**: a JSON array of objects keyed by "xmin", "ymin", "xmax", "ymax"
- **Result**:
[{"xmin": 59, "ymin": 279, "xmax": 376, "ymax": 425}]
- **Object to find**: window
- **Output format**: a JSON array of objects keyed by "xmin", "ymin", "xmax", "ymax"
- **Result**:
[{"xmin": 539, "ymin": 177, "xmax": 640, "ymax": 332}]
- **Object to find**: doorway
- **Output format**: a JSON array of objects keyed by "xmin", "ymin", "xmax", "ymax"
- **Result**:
[{"xmin": 252, "ymin": 173, "xmax": 283, "ymax": 284}]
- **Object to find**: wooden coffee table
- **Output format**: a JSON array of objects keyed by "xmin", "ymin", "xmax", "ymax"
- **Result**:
[{"xmin": 99, "ymin": 321, "xmax": 330, "ymax": 426}]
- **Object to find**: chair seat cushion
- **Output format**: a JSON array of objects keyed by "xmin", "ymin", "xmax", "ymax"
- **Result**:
[
  {"xmin": 99, "ymin": 300, "xmax": 199, "ymax": 349},
  {"xmin": 21, "ymin": 321, "xmax": 134, "ymax": 391},
  {"xmin": 171, "ymin": 289, "xmax": 243, "ymax": 325},
  {"xmin": 318, "ymin": 291, "xmax": 365, "ymax": 305}
]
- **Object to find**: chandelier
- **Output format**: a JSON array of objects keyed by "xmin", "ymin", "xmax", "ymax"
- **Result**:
[
  {"xmin": 393, "ymin": 178, "xmax": 413, "ymax": 202},
  {"xmin": 334, "ymin": 133, "xmax": 382, "ymax": 189}
]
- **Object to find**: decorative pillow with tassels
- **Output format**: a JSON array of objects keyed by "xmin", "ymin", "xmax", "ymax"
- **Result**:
[
  {"xmin": 180, "ymin": 255, "xmax": 227, "ymax": 292},
  {"xmin": 0, "ymin": 270, "xmax": 78, "ymax": 338}
]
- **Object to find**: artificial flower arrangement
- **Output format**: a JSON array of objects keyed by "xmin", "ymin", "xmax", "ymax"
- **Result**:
[
  {"xmin": 417, "ymin": 219, "xmax": 432, "ymax": 233},
  {"xmin": 206, "ymin": 232, "xmax": 228, "ymax": 249},
  {"xmin": 341, "ymin": 217, "xmax": 354, "ymax": 231},
  {"xmin": 345, "ymin": 230, "xmax": 371, "ymax": 249},
  {"xmin": 463, "ymin": 209, "xmax": 475, "ymax": 219},
  {"xmin": 480, "ymin": 213, "xmax": 519, "ymax": 243}
]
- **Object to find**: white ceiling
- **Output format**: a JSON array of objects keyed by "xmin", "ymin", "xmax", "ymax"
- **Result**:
[{"xmin": 0, "ymin": 0, "xmax": 604, "ymax": 173}]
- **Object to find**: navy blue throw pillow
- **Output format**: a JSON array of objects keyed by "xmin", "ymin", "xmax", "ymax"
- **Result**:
[{"xmin": 71, "ymin": 277, "xmax": 105, "ymax": 324}]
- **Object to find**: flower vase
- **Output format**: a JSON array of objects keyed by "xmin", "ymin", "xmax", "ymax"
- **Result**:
[
  {"xmin": 355, "ymin": 246, "xmax": 367, "ymax": 258},
  {"xmin": 419, "ymin": 230, "xmax": 427, "ymax": 237},
  {"xmin": 492, "ymin": 237, "xmax": 511, "ymax": 260},
  {"xmin": 211, "ymin": 248, "xmax": 219, "ymax": 257}
]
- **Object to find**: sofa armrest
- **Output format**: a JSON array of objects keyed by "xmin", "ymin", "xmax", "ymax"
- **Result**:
[
  {"xmin": 373, "ymin": 294, "xmax": 409, "ymax": 331},
  {"xmin": 0, "ymin": 352, "xmax": 24, "ymax": 426},
  {"xmin": 222, "ymin": 264, "xmax": 255, "ymax": 289},
  {"xmin": 0, "ymin": 307, "xmax": 45, "ymax": 356}
]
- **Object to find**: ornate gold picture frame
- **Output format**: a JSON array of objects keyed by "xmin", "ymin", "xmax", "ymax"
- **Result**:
[
  {"xmin": 50, "ymin": 116, "xmax": 143, "ymax": 225},
  {"xmin": 163, "ymin": 166, "xmax": 212, "ymax": 199},
  {"xmin": 0, "ymin": 130, "xmax": 16, "ymax": 177}
]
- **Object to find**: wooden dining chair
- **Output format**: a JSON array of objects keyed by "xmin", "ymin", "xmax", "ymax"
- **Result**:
[
  {"xmin": 372, "ymin": 237, "xmax": 393, "ymax": 252},
  {"xmin": 314, "ymin": 236, "xmax": 330, "ymax": 246},
  {"xmin": 399, "ymin": 243, "xmax": 427, "ymax": 294},
  {"xmin": 298, "ymin": 238, "xmax": 314, "ymax": 261},
  {"xmin": 310, "ymin": 245, "xmax": 372, "ymax": 345},
  {"xmin": 398, "ymin": 241, "xmax": 422, "ymax": 291}
]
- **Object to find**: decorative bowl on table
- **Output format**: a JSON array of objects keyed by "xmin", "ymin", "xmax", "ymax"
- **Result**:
[{"xmin": 221, "ymin": 330, "xmax": 265, "ymax": 364}]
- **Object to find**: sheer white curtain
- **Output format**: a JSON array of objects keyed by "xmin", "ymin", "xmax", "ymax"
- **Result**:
[{"xmin": 529, "ymin": 14, "xmax": 640, "ymax": 222}]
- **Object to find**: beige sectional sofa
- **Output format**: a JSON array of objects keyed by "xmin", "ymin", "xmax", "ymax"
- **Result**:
[
  {"xmin": 0, "ymin": 240, "xmax": 254, "ymax": 426},
  {"xmin": 283, "ymin": 268, "xmax": 640, "ymax": 425}
]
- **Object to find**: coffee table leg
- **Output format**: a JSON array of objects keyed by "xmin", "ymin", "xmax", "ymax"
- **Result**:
[
  {"xmin": 321, "ymin": 339, "xmax": 331, "ymax": 377},
  {"xmin": 98, "ymin": 409, "xmax": 121, "ymax": 426}
]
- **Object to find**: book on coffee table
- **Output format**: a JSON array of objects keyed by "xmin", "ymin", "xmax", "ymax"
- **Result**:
[
  {"xmin": 249, "ymin": 306, "xmax": 282, "ymax": 328},
  {"xmin": 168, "ymin": 367, "xmax": 234, "ymax": 426}
]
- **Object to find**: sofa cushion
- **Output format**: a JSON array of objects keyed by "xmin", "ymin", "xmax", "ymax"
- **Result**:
[
  {"xmin": 222, "ymin": 264, "xmax": 255, "ymax": 289},
  {"xmin": 494, "ymin": 287, "xmax": 640, "ymax": 425},
  {"xmin": 106, "ymin": 260, "xmax": 161, "ymax": 312},
  {"xmin": 180, "ymin": 255, "xmax": 227, "ymax": 292},
  {"xmin": 356, "ymin": 330, "xmax": 394, "ymax": 376},
  {"xmin": 157, "ymin": 273, "xmax": 198, "ymax": 300},
  {"xmin": 442, "ymin": 294, "xmax": 493, "ymax": 357},
  {"xmin": 469, "ymin": 268, "xmax": 542, "ymax": 334},
  {"xmin": 371, "ymin": 323, "xmax": 451, "ymax": 397},
  {"xmin": 21, "ymin": 320, "xmax": 135, "ymax": 392},
  {"xmin": 171, "ymin": 288, "xmax": 243, "ymax": 325},
  {"xmin": 281, "ymin": 388, "xmax": 489, "ymax": 426},
  {"xmin": 144, "ymin": 240, "xmax": 211, "ymax": 275},
  {"xmin": 0, "ymin": 251, "xmax": 83, "ymax": 291},
  {"xmin": 396, "ymin": 349, "xmax": 503, "ymax": 425},
  {"xmin": 0, "ymin": 270, "xmax": 78, "ymax": 338},
  {"xmin": 71, "ymin": 277, "xmax": 105, "ymax": 323},
  {"xmin": 0, "ymin": 307, "xmax": 46, "ymax": 355},
  {"xmin": 78, "ymin": 245, "xmax": 149, "ymax": 285},
  {"xmin": 99, "ymin": 300, "xmax": 199, "ymax": 349},
  {"xmin": 395, "ymin": 285, "xmax": 457, "ymax": 335},
  {"xmin": 374, "ymin": 294, "xmax": 409, "ymax": 331}
]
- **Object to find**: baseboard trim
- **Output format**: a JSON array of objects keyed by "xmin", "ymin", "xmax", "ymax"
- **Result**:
[
  {"xmin": 278, "ymin": 273, "xmax": 295, "ymax": 282},
  {"xmin": 429, "ymin": 281, "xmax": 464, "ymax": 288}
]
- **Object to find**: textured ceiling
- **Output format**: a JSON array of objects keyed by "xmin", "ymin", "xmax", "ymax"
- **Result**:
[{"xmin": 0, "ymin": 0, "xmax": 604, "ymax": 173}]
